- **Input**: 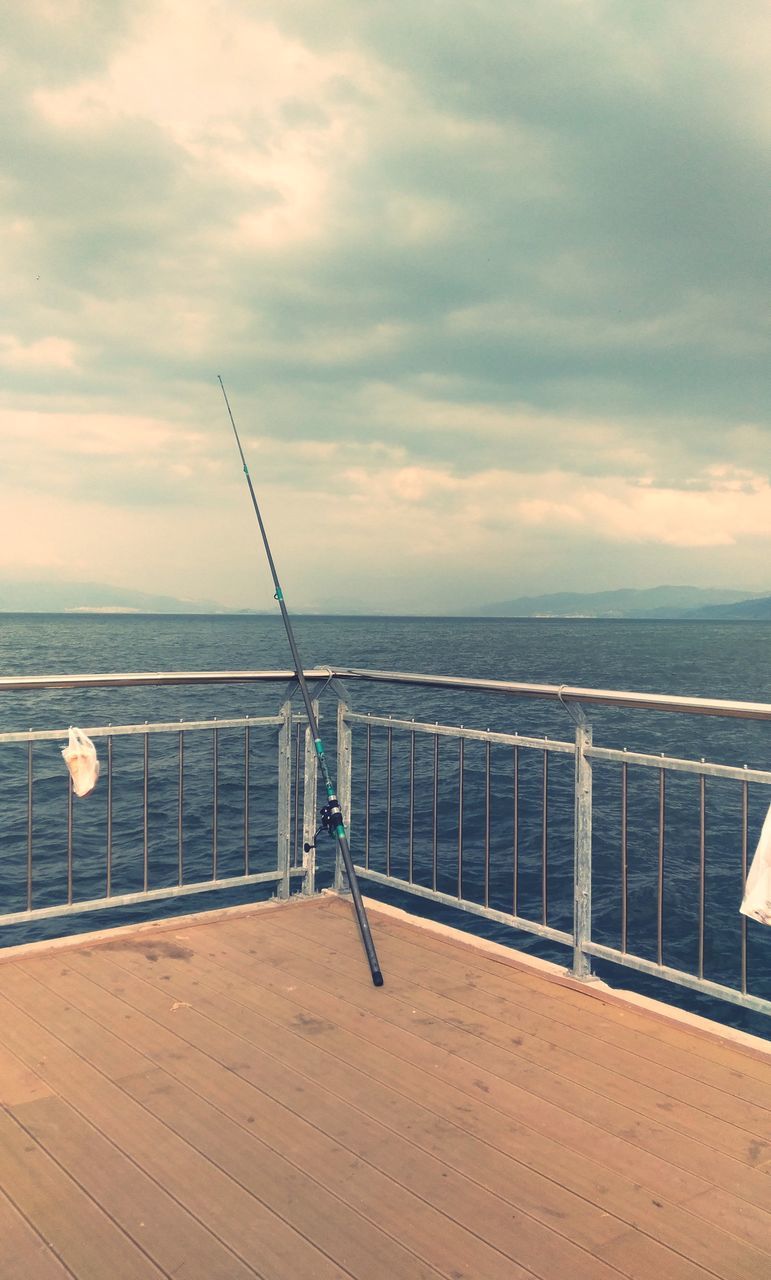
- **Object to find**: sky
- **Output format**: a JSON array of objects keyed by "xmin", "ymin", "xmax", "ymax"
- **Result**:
[{"xmin": 1, "ymin": 0, "xmax": 769, "ymax": 613}]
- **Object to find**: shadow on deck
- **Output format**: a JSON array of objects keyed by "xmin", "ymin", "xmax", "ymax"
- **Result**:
[{"xmin": 0, "ymin": 893, "xmax": 770, "ymax": 1280}]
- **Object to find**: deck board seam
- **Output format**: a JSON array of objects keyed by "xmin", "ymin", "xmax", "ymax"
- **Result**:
[
  {"xmin": 3, "ymin": 965, "xmax": 480, "ymax": 1280},
  {"xmin": 355, "ymin": 905, "xmax": 771, "ymax": 1066},
  {"xmin": 203, "ymin": 915, "xmax": 771, "ymax": 1167},
  {"xmin": 58, "ymin": 941, "xmax": 771, "ymax": 1270},
  {"xmin": 1, "ymin": 1105, "xmax": 172, "ymax": 1279},
  {"xmin": 37, "ymin": 952, "xmax": 622, "ymax": 1280},
  {"xmin": 0, "ymin": 1182, "xmax": 78, "ymax": 1280},
  {"xmin": 226, "ymin": 912, "xmax": 771, "ymax": 1135},
  {"xmin": 276, "ymin": 904, "xmax": 771, "ymax": 1091},
  {"xmin": 2, "ymin": 899, "xmax": 769, "ymax": 1280},
  {"xmin": 0, "ymin": 977, "xmax": 361, "ymax": 1280},
  {"xmin": 4, "ymin": 1087, "xmax": 267, "ymax": 1280}
]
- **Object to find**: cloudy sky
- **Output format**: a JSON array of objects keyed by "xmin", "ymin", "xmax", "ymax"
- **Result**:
[{"xmin": 2, "ymin": 1, "xmax": 769, "ymax": 612}]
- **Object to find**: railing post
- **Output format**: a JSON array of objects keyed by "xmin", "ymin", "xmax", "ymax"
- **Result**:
[
  {"xmin": 335, "ymin": 695, "xmax": 353, "ymax": 894},
  {"xmin": 573, "ymin": 708, "xmax": 593, "ymax": 979},
  {"xmin": 301, "ymin": 699, "xmax": 320, "ymax": 894},
  {"xmin": 276, "ymin": 700, "xmax": 292, "ymax": 898}
]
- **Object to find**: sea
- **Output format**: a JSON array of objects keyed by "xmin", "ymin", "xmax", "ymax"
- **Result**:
[{"xmin": 0, "ymin": 613, "xmax": 769, "ymax": 1037}]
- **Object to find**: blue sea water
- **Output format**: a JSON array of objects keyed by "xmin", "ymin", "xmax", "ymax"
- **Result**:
[{"xmin": 0, "ymin": 613, "xmax": 769, "ymax": 1034}]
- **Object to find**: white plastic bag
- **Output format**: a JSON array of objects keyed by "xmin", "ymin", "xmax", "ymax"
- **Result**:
[
  {"xmin": 740, "ymin": 803, "xmax": 771, "ymax": 925},
  {"xmin": 62, "ymin": 726, "xmax": 100, "ymax": 798}
]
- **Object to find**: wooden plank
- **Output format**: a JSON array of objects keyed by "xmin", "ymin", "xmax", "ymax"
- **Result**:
[
  {"xmin": 274, "ymin": 900, "xmax": 771, "ymax": 1117},
  {"xmin": 52, "ymin": 947, "xmax": 631, "ymax": 1247},
  {"xmin": 0, "ymin": 1042, "xmax": 54, "ymax": 1107},
  {"xmin": 209, "ymin": 913, "xmax": 771, "ymax": 1194},
  {"xmin": 0, "ymin": 1108, "xmax": 165, "ymax": 1280},
  {"xmin": 266, "ymin": 905, "xmax": 771, "ymax": 1150},
  {"xmin": 56, "ymin": 934, "xmax": 771, "ymax": 1278},
  {"xmin": 10, "ymin": 1093, "xmax": 260, "ymax": 1280},
  {"xmin": 311, "ymin": 901, "xmax": 768, "ymax": 1111},
  {"xmin": 169, "ymin": 919, "xmax": 771, "ymax": 1274},
  {"xmin": 3, "ymin": 899, "xmax": 769, "ymax": 1280},
  {"xmin": 349, "ymin": 900, "xmax": 771, "ymax": 1081},
  {"xmin": 0, "ymin": 1187, "xmax": 74, "ymax": 1280},
  {"xmin": 683, "ymin": 1186, "xmax": 771, "ymax": 1256},
  {"xmin": 0, "ymin": 965, "xmax": 457, "ymax": 1280},
  {"xmin": 21, "ymin": 951, "xmax": 607, "ymax": 1280},
  {"xmin": 124, "ymin": 1064, "xmax": 531, "ymax": 1280},
  {"xmin": 0, "ymin": 987, "xmax": 352, "ymax": 1280}
]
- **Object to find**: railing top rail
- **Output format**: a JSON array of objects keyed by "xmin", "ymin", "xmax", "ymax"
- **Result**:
[
  {"xmin": 1, "ymin": 665, "xmax": 769, "ymax": 721},
  {"xmin": 0, "ymin": 669, "xmax": 332, "ymax": 693},
  {"xmin": 329, "ymin": 666, "xmax": 771, "ymax": 721}
]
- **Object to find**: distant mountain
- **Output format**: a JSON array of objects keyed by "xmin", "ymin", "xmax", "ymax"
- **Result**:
[
  {"xmin": 472, "ymin": 586, "xmax": 764, "ymax": 619},
  {"xmin": 686, "ymin": 595, "xmax": 771, "ymax": 620},
  {"xmin": 0, "ymin": 579, "xmax": 255, "ymax": 614}
]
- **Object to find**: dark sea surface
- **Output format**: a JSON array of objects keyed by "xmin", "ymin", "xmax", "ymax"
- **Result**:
[{"xmin": 0, "ymin": 613, "xmax": 769, "ymax": 1036}]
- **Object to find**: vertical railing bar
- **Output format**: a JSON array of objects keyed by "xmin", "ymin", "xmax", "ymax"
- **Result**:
[
  {"xmin": 432, "ymin": 732, "xmax": 439, "ymax": 892},
  {"xmin": 276, "ymin": 701, "xmax": 292, "ymax": 898},
  {"xmin": 364, "ymin": 721, "xmax": 372, "ymax": 870},
  {"xmin": 243, "ymin": 725, "xmax": 250, "ymax": 875},
  {"xmin": 620, "ymin": 759, "xmax": 628, "ymax": 953},
  {"xmin": 542, "ymin": 748, "xmax": 549, "ymax": 925},
  {"xmin": 658, "ymin": 765, "xmax": 666, "ymax": 967},
  {"xmin": 107, "ymin": 735, "xmax": 113, "ymax": 897},
  {"xmin": 301, "ymin": 699, "xmax": 319, "ymax": 895},
  {"xmin": 513, "ymin": 744, "xmax": 519, "ymax": 916},
  {"xmin": 293, "ymin": 720, "xmax": 302, "ymax": 868},
  {"xmin": 143, "ymin": 731, "xmax": 149, "ymax": 893},
  {"xmin": 336, "ymin": 698, "xmax": 352, "ymax": 894},
  {"xmin": 484, "ymin": 739, "xmax": 491, "ymax": 909},
  {"xmin": 408, "ymin": 728, "xmax": 415, "ymax": 883},
  {"xmin": 26, "ymin": 740, "xmax": 33, "ymax": 912},
  {"xmin": 573, "ymin": 713, "xmax": 593, "ymax": 979},
  {"xmin": 386, "ymin": 723, "xmax": 393, "ymax": 878},
  {"xmin": 741, "ymin": 778, "xmax": 748, "ymax": 994},
  {"xmin": 457, "ymin": 736, "xmax": 464, "ymax": 899},
  {"xmin": 178, "ymin": 729, "xmax": 184, "ymax": 886},
  {"xmin": 698, "ymin": 772, "xmax": 706, "ymax": 980},
  {"xmin": 212, "ymin": 725, "xmax": 218, "ymax": 880},
  {"xmin": 66, "ymin": 768, "xmax": 73, "ymax": 905}
]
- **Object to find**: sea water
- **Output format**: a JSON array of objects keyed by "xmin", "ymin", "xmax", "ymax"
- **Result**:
[{"xmin": 0, "ymin": 613, "xmax": 768, "ymax": 1034}]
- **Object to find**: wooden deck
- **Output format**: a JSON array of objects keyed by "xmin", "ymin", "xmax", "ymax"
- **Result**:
[{"xmin": 0, "ymin": 894, "xmax": 769, "ymax": 1280}]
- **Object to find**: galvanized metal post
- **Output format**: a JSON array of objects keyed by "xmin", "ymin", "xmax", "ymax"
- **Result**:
[
  {"xmin": 301, "ymin": 699, "xmax": 320, "ymax": 895},
  {"xmin": 276, "ymin": 700, "xmax": 292, "ymax": 899},
  {"xmin": 573, "ymin": 709, "xmax": 593, "ymax": 980},
  {"xmin": 336, "ymin": 695, "xmax": 353, "ymax": 894}
]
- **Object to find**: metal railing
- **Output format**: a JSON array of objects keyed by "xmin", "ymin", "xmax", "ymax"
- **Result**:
[
  {"xmin": 0, "ymin": 672, "xmax": 323, "ymax": 928},
  {"xmin": 330, "ymin": 669, "xmax": 771, "ymax": 1019},
  {"xmin": 1, "ymin": 666, "xmax": 769, "ymax": 1021}
]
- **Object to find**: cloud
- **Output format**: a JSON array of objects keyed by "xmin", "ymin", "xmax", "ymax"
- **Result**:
[{"xmin": 0, "ymin": 1, "xmax": 769, "ymax": 608}]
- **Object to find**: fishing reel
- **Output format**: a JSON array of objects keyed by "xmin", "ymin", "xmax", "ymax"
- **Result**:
[{"xmin": 303, "ymin": 801, "xmax": 343, "ymax": 852}]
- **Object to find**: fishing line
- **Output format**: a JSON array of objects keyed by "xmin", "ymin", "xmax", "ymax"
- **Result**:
[{"xmin": 218, "ymin": 376, "xmax": 384, "ymax": 986}]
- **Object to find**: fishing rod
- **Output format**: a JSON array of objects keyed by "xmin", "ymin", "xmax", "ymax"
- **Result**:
[{"xmin": 218, "ymin": 376, "xmax": 384, "ymax": 987}]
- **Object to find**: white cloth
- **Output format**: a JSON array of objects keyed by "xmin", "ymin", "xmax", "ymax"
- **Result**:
[{"xmin": 740, "ymin": 803, "xmax": 771, "ymax": 925}]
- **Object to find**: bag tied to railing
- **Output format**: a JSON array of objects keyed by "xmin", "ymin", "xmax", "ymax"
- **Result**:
[
  {"xmin": 62, "ymin": 726, "xmax": 100, "ymax": 798},
  {"xmin": 741, "ymin": 803, "xmax": 771, "ymax": 926}
]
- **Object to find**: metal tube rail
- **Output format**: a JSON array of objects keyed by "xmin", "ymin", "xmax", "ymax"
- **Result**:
[
  {"xmin": 4, "ymin": 667, "xmax": 770, "ymax": 722},
  {"xmin": 331, "ymin": 667, "xmax": 771, "ymax": 721},
  {"xmin": 0, "ymin": 869, "xmax": 306, "ymax": 931},
  {"xmin": 0, "ymin": 669, "xmax": 332, "ymax": 693},
  {"xmin": 0, "ymin": 714, "xmax": 283, "ymax": 745}
]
